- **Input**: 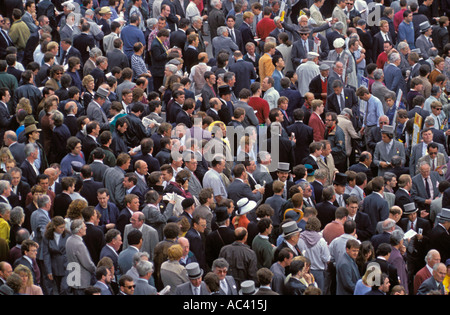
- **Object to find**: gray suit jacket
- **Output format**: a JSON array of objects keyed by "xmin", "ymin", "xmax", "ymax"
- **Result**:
[
  {"xmin": 233, "ymin": 100, "xmax": 259, "ymax": 127},
  {"xmin": 65, "ymin": 234, "xmax": 96, "ymax": 289},
  {"xmin": 411, "ymin": 172, "xmax": 440, "ymax": 209},
  {"xmin": 185, "ymin": 167, "xmax": 202, "ymax": 200},
  {"xmin": 415, "ymin": 34, "xmax": 434, "ymax": 60},
  {"xmin": 42, "ymin": 233, "xmax": 69, "ymax": 277},
  {"xmin": 134, "ymin": 278, "xmax": 158, "ymax": 295},
  {"xmin": 123, "ymin": 223, "xmax": 159, "ymax": 261},
  {"xmin": 212, "ymin": 35, "xmax": 239, "ymax": 58},
  {"xmin": 87, "ymin": 100, "xmax": 109, "ymax": 130},
  {"xmin": 226, "ymin": 178, "xmax": 262, "ymax": 206},
  {"xmin": 219, "ymin": 275, "xmax": 238, "ymax": 295},
  {"xmin": 371, "ymin": 80, "xmax": 393, "ymax": 113},
  {"xmin": 30, "ymin": 209, "xmax": 51, "ymax": 260},
  {"xmin": 193, "ymin": 204, "xmax": 213, "ymax": 235},
  {"xmin": 175, "ymin": 281, "xmax": 209, "ymax": 295},
  {"xmin": 253, "ymin": 164, "xmax": 273, "ymax": 187},
  {"xmin": 103, "ymin": 166, "xmax": 126, "ymax": 208},
  {"xmin": 410, "ymin": 142, "xmax": 448, "ymax": 176},
  {"xmin": 373, "ymin": 140, "xmax": 406, "ymax": 176}
]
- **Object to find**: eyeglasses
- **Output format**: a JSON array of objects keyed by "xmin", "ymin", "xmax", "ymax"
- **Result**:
[
  {"xmin": 429, "ymin": 152, "xmax": 438, "ymax": 156},
  {"xmin": 56, "ymin": 72, "xmax": 63, "ymax": 75},
  {"xmin": 125, "ymin": 285, "xmax": 136, "ymax": 289},
  {"xmin": 379, "ymin": 121, "xmax": 389, "ymax": 125},
  {"xmin": 436, "ymin": 108, "xmax": 442, "ymax": 111}
]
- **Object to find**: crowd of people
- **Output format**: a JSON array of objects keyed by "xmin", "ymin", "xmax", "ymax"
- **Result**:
[{"xmin": 1, "ymin": 0, "xmax": 450, "ymax": 297}]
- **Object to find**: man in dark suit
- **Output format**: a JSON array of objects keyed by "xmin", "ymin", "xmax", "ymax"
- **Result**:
[
  {"xmin": 228, "ymin": 51, "xmax": 257, "ymax": 97},
  {"xmin": 130, "ymin": 138, "xmax": 160, "ymax": 175},
  {"xmin": 169, "ymin": 18, "xmax": 188, "ymax": 52},
  {"xmin": 226, "ymin": 15, "xmax": 245, "ymax": 52},
  {"xmin": 82, "ymin": 121, "xmax": 101, "ymax": 163},
  {"xmin": 279, "ymin": 78, "xmax": 303, "ymax": 118},
  {"xmin": 316, "ymin": 185, "xmax": 338, "ymax": 228},
  {"xmin": 349, "ymin": 151, "xmax": 374, "ymax": 182},
  {"xmin": 394, "ymin": 175, "xmax": 414, "ymax": 211},
  {"xmin": 286, "ymin": 108, "xmax": 314, "ymax": 165},
  {"xmin": 79, "ymin": 165, "xmax": 104, "ymax": 207},
  {"xmin": 175, "ymin": 99, "xmax": 195, "ymax": 128},
  {"xmin": 106, "ymin": 39, "xmax": 130, "ymax": 72},
  {"xmin": 370, "ymin": 243, "xmax": 400, "ymax": 289},
  {"xmin": 53, "ymin": 177, "xmax": 76, "ymax": 218},
  {"xmin": 82, "ymin": 206, "xmax": 106, "ymax": 265},
  {"xmin": 72, "ymin": 22, "xmax": 96, "ymax": 65},
  {"xmin": 226, "ymin": 164, "xmax": 263, "ymax": 206},
  {"xmin": 372, "ymin": 28, "xmax": 394, "ymax": 63},
  {"xmin": 291, "ymin": 27, "xmax": 315, "ymax": 70},
  {"xmin": 59, "ymin": 38, "xmax": 82, "ymax": 67},
  {"xmin": 239, "ymin": 12, "xmax": 256, "ymax": 48},
  {"xmin": 417, "ymin": 262, "xmax": 447, "ymax": 295},
  {"xmin": 326, "ymin": 80, "xmax": 359, "ymax": 116},
  {"xmin": 428, "ymin": 208, "xmax": 450, "ymax": 263},
  {"xmin": 185, "ymin": 215, "xmax": 208, "ymax": 272},
  {"xmin": 205, "ymin": 208, "xmax": 235, "ymax": 268},
  {"xmin": 411, "ymin": 161, "xmax": 440, "ymax": 212},
  {"xmin": 361, "ymin": 177, "xmax": 389, "ymax": 232},
  {"xmin": 183, "ymin": 33, "xmax": 199, "ymax": 74},
  {"xmin": 20, "ymin": 143, "xmax": 40, "ymax": 188}
]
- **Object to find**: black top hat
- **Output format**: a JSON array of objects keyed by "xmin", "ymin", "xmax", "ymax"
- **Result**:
[{"xmin": 333, "ymin": 173, "xmax": 347, "ymax": 186}]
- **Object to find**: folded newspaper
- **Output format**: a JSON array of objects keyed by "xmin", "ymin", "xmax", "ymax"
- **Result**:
[
  {"xmin": 142, "ymin": 117, "xmax": 161, "ymax": 129},
  {"xmin": 163, "ymin": 192, "xmax": 185, "ymax": 217}
]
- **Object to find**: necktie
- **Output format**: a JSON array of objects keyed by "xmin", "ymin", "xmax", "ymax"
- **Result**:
[
  {"xmin": 410, "ymin": 221, "xmax": 414, "ymax": 231},
  {"xmin": 432, "ymin": 159, "xmax": 435, "ymax": 171},
  {"xmin": 230, "ymin": 29, "xmax": 235, "ymax": 43},
  {"xmin": 425, "ymin": 177, "xmax": 431, "ymax": 199},
  {"xmin": 340, "ymin": 93, "xmax": 345, "ymax": 111},
  {"xmin": 1, "ymin": 30, "xmax": 12, "ymax": 46},
  {"xmin": 304, "ymin": 40, "xmax": 307, "ymax": 53},
  {"xmin": 220, "ymin": 279, "xmax": 228, "ymax": 294}
]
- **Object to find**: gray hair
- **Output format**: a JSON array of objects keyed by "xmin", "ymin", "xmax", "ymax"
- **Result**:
[
  {"xmin": 211, "ymin": 0, "xmax": 221, "ymax": 7},
  {"xmin": 389, "ymin": 52, "xmax": 401, "ymax": 63},
  {"xmin": 314, "ymin": 168, "xmax": 328, "ymax": 180},
  {"xmin": 165, "ymin": 64, "xmax": 177, "ymax": 74},
  {"xmin": 24, "ymin": 143, "xmax": 38, "ymax": 157},
  {"xmin": 0, "ymin": 202, "xmax": 11, "ymax": 216},
  {"xmin": 50, "ymin": 110, "xmax": 64, "ymax": 126},
  {"xmin": 192, "ymin": 15, "xmax": 202, "ymax": 24},
  {"xmin": 136, "ymin": 260, "xmax": 154, "ymax": 277},
  {"xmin": 390, "ymin": 229, "xmax": 404, "ymax": 246},
  {"xmin": 334, "ymin": 21, "xmax": 344, "ymax": 30},
  {"xmin": 0, "ymin": 180, "xmax": 10, "ymax": 195},
  {"xmin": 212, "ymin": 257, "xmax": 230, "ymax": 270},
  {"xmin": 382, "ymin": 218, "xmax": 396, "ymax": 231},
  {"xmin": 424, "ymin": 115, "xmax": 436, "ymax": 126},
  {"xmin": 218, "ymin": 26, "xmax": 228, "ymax": 36},
  {"xmin": 9, "ymin": 206, "xmax": 24, "ymax": 225},
  {"xmin": 71, "ymin": 219, "xmax": 85, "ymax": 234},
  {"xmin": 147, "ymin": 18, "xmax": 157, "ymax": 28},
  {"xmin": 132, "ymin": 251, "xmax": 150, "ymax": 266},
  {"xmin": 37, "ymin": 194, "xmax": 51, "ymax": 209},
  {"xmin": 89, "ymin": 47, "xmax": 103, "ymax": 58},
  {"xmin": 397, "ymin": 41, "xmax": 409, "ymax": 51},
  {"xmin": 373, "ymin": 69, "xmax": 384, "ymax": 81}
]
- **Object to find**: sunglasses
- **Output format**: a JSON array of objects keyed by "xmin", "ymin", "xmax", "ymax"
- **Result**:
[{"xmin": 125, "ymin": 285, "xmax": 136, "ymax": 289}]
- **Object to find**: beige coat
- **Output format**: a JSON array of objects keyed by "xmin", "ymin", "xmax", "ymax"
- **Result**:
[{"xmin": 337, "ymin": 115, "xmax": 361, "ymax": 157}]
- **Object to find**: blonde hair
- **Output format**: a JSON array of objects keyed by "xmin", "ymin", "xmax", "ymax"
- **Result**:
[
  {"xmin": 167, "ymin": 244, "xmax": 184, "ymax": 261},
  {"xmin": 14, "ymin": 264, "xmax": 33, "ymax": 287}
]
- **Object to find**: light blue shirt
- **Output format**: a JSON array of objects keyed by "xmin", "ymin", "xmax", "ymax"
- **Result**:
[{"xmin": 363, "ymin": 95, "xmax": 384, "ymax": 127}]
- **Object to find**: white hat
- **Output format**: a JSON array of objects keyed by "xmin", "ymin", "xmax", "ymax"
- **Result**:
[
  {"xmin": 333, "ymin": 38, "xmax": 346, "ymax": 49},
  {"xmin": 236, "ymin": 198, "xmax": 257, "ymax": 215}
]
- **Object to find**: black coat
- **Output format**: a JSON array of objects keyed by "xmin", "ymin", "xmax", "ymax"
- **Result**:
[{"xmin": 80, "ymin": 179, "xmax": 104, "ymax": 206}]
